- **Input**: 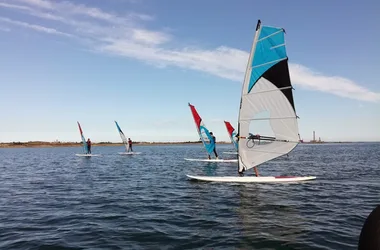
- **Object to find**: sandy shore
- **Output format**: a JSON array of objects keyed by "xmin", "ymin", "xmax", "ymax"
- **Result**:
[
  {"xmin": 0, "ymin": 140, "xmax": 368, "ymax": 149},
  {"xmin": 0, "ymin": 141, "xmax": 231, "ymax": 149}
]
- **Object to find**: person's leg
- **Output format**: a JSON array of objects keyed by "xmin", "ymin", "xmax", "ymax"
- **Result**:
[
  {"xmin": 254, "ymin": 167, "xmax": 259, "ymax": 177},
  {"xmin": 213, "ymin": 148, "xmax": 218, "ymax": 158}
]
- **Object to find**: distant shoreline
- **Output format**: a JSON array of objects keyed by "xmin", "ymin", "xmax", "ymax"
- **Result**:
[
  {"xmin": 0, "ymin": 141, "xmax": 231, "ymax": 149},
  {"xmin": 0, "ymin": 140, "xmax": 377, "ymax": 149}
]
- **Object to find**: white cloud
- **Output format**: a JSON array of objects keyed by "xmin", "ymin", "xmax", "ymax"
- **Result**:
[
  {"xmin": 0, "ymin": 17, "xmax": 73, "ymax": 37},
  {"xmin": 1, "ymin": 0, "xmax": 379, "ymax": 103},
  {"xmin": 290, "ymin": 64, "xmax": 380, "ymax": 102},
  {"xmin": 0, "ymin": 2, "xmax": 32, "ymax": 10}
]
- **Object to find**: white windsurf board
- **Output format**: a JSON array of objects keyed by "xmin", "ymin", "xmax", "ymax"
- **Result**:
[
  {"xmin": 75, "ymin": 154, "xmax": 101, "ymax": 157},
  {"xmin": 184, "ymin": 158, "xmax": 238, "ymax": 163},
  {"xmin": 186, "ymin": 175, "xmax": 316, "ymax": 183},
  {"xmin": 118, "ymin": 152, "xmax": 142, "ymax": 155}
]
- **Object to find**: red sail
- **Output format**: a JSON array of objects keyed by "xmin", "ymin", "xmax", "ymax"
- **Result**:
[
  {"xmin": 188, "ymin": 103, "xmax": 202, "ymax": 129},
  {"xmin": 77, "ymin": 121, "xmax": 83, "ymax": 135},
  {"xmin": 224, "ymin": 121, "xmax": 235, "ymax": 137}
]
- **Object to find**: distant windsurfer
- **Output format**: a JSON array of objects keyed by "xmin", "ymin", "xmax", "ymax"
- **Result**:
[
  {"xmin": 87, "ymin": 138, "xmax": 91, "ymax": 154},
  {"xmin": 127, "ymin": 138, "xmax": 133, "ymax": 152},
  {"xmin": 208, "ymin": 132, "xmax": 218, "ymax": 159}
]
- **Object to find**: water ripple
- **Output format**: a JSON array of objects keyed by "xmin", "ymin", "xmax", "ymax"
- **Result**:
[{"xmin": 0, "ymin": 143, "xmax": 379, "ymax": 249}]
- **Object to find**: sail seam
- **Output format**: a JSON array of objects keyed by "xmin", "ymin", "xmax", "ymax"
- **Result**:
[
  {"xmin": 239, "ymin": 116, "xmax": 296, "ymax": 121},
  {"xmin": 271, "ymin": 44, "xmax": 285, "ymax": 50},
  {"xmin": 257, "ymin": 29, "xmax": 283, "ymax": 42},
  {"xmin": 252, "ymin": 57, "xmax": 287, "ymax": 69},
  {"xmin": 243, "ymin": 86, "xmax": 292, "ymax": 95}
]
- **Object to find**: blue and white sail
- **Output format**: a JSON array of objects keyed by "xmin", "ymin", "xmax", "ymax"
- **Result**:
[
  {"xmin": 114, "ymin": 121, "xmax": 129, "ymax": 151},
  {"xmin": 238, "ymin": 20, "xmax": 300, "ymax": 173}
]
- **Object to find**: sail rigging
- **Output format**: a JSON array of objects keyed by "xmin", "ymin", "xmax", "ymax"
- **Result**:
[
  {"xmin": 238, "ymin": 20, "xmax": 299, "ymax": 173},
  {"xmin": 224, "ymin": 121, "xmax": 238, "ymax": 151},
  {"xmin": 114, "ymin": 121, "xmax": 129, "ymax": 151},
  {"xmin": 188, "ymin": 103, "xmax": 215, "ymax": 155},
  {"xmin": 77, "ymin": 121, "xmax": 89, "ymax": 154}
]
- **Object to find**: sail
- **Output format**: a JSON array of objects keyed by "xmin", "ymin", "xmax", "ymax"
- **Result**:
[
  {"xmin": 238, "ymin": 20, "xmax": 299, "ymax": 173},
  {"xmin": 114, "ymin": 121, "xmax": 129, "ymax": 150},
  {"xmin": 188, "ymin": 103, "xmax": 215, "ymax": 155},
  {"xmin": 224, "ymin": 121, "xmax": 238, "ymax": 150},
  {"xmin": 77, "ymin": 121, "xmax": 89, "ymax": 154}
]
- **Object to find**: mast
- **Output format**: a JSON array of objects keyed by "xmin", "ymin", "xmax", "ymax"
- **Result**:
[{"xmin": 237, "ymin": 20, "xmax": 299, "ymax": 174}]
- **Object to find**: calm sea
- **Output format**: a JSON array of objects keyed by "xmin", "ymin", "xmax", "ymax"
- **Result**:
[{"xmin": 0, "ymin": 143, "xmax": 379, "ymax": 249}]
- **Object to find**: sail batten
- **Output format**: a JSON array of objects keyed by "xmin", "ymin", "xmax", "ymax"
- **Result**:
[{"xmin": 238, "ymin": 20, "xmax": 299, "ymax": 173}]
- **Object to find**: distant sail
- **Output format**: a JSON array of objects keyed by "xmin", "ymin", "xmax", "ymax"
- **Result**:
[
  {"xmin": 238, "ymin": 20, "xmax": 299, "ymax": 173},
  {"xmin": 188, "ymin": 103, "xmax": 215, "ymax": 155},
  {"xmin": 77, "ymin": 121, "xmax": 89, "ymax": 154},
  {"xmin": 114, "ymin": 121, "xmax": 129, "ymax": 151},
  {"xmin": 224, "ymin": 121, "xmax": 238, "ymax": 151}
]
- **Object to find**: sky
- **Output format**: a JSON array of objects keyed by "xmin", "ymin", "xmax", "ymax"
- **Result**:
[{"xmin": 0, "ymin": 0, "xmax": 379, "ymax": 143}]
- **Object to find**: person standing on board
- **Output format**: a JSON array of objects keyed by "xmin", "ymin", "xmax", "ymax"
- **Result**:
[
  {"xmin": 87, "ymin": 138, "xmax": 92, "ymax": 154},
  {"xmin": 208, "ymin": 132, "xmax": 219, "ymax": 159},
  {"xmin": 127, "ymin": 138, "xmax": 133, "ymax": 152}
]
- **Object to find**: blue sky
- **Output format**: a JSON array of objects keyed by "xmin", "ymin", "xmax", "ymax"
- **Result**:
[{"xmin": 0, "ymin": 0, "xmax": 379, "ymax": 142}]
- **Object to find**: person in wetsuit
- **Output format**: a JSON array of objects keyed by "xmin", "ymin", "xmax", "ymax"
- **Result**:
[
  {"xmin": 127, "ymin": 138, "xmax": 133, "ymax": 152},
  {"xmin": 208, "ymin": 132, "xmax": 219, "ymax": 159},
  {"xmin": 87, "ymin": 138, "xmax": 91, "ymax": 154}
]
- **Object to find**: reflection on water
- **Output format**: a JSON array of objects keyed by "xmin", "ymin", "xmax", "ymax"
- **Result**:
[{"xmin": 236, "ymin": 184, "xmax": 308, "ymax": 248}]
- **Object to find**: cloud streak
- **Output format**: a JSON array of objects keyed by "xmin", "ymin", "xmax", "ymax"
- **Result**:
[
  {"xmin": 0, "ymin": 16, "xmax": 73, "ymax": 37},
  {"xmin": 1, "ymin": 0, "xmax": 379, "ymax": 102}
]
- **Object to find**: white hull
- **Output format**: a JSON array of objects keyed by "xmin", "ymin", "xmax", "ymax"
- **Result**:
[
  {"xmin": 75, "ymin": 154, "xmax": 101, "ymax": 157},
  {"xmin": 118, "ymin": 152, "xmax": 142, "ymax": 155},
  {"xmin": 186, "ymin": 175, "xmax": 316, "ymax": 183},
  {"xmin": 223, "ymin": 151, "xmax": 238, "ymax": 155},
  {"xmin": 184, "ymin": 158, "xmax": 238, "ymax": 163}
]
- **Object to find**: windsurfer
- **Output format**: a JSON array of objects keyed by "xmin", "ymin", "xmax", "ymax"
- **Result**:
[
  {"xmin": 87, "ymin": 138, "xmax": 91, "ymax": 154},
  {"xmin": 128, "ymin": 138, "xmax": 133, "ymax": 152},
  {"xmin": 208, "ymin": 132, "xmax": 219, "ymax": 159}
]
